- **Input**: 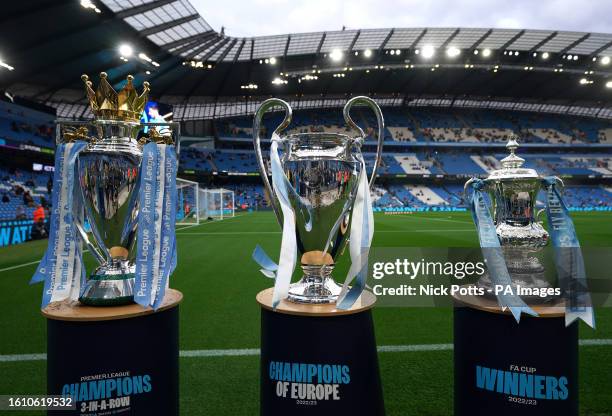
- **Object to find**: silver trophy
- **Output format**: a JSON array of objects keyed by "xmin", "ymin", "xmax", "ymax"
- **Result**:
[
  {"xmin": 60, "ymin": 73, "xmax": 176, "ymax": 306},
  {"xmin": 465, "ymin": 137, "xmax": 563, "ymax": 302},
  {"xmin": 253, "ymin": 97, "xmax": 384, "ymax": 304}
]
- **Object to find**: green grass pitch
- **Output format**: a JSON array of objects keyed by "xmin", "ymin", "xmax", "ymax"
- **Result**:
[{"xmin": 0, "ymin": 211, "xmax": 610, "ymax": 415}]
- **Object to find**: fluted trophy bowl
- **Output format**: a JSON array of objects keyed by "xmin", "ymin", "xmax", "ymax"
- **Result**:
[
  {"xmin": 254, "ymin": 97, "xmax": 384, "ymax": 304},
  {"xmin": 76, "ymin": 121, "xmax": 142, "ymax": 305}
]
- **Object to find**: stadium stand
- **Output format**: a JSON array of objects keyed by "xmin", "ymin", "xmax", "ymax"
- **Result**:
[
  {"xmin": 216, "ymin": 107, "xmax": 612, "ymax": 145},
  {"xmin": 0, "ymin": 100, "xmax": 54, "ymax": 149},
  {"xmin": 1, "ymin": 95, "xmax": 612, "ymax": 223},
  {"xmin": 0, "ymin": 167, "xmax": 51, "ymax": 220}
]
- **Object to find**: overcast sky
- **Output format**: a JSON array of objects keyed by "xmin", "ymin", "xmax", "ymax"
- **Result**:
[{"xmin": 190, "ymin": 0, "xmax": 610, "ymax": 37}]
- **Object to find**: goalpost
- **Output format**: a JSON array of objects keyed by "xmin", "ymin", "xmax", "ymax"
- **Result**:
[
  {"xmin": 198, "ymin": 188, "xmax": 235, "ymax": 220},
  {"xmin": 176, "ymin": 178, "xmax": 200, "ymax": 225}
]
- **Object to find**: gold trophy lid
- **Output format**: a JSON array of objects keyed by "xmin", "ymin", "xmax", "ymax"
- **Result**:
[
  {"xmin": 82, "ymin": 72, "xmax": 149, "ymax": 123},
  {"xmin": 487, "ymin": 136, "xmax": 539, "ymax": 181}
]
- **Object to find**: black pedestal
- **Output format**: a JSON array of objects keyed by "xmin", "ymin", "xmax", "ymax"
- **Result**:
[
  {"xmin": 454, "ymin": 304, "xmax": 578, "ymax": 416},
  {"xmin": 258, "ymin": 289, "xmax": 385, "ymax": 416},
  {"xmin": 44, "ymin": 289, "xmax": 182, "ymax": 416}
]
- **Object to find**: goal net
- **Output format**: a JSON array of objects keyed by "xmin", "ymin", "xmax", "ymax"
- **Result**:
[
  {"xmin": 199, "ymin": 188, "xmax": 235, "ymax": 220},
  {"xmin": 176, "ymin": 178, "xmax": 199, "ymax": 225}
]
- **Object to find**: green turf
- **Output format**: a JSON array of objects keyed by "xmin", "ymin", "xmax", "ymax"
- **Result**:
[{"xmin": 0, "ymin": 211, "xmax": 610, "ymax": 415}]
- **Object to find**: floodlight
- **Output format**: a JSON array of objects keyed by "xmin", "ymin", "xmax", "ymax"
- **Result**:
[
  {"xmin": 330, "ymin": 49, "xmax": 343, "ymax": 62},
  {"xmin": 422, "ymin": 45, "xmax": 435, "ymax": 59},
  {"xmin": 118, "ymin": 44, "xmax": 133, "ymax": 57},
  {"xmin": 446, "ymin": 47, "xmax": 460, "ymax": 58}
]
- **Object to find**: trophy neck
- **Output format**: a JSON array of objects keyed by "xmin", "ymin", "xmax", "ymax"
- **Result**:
[
  {"xmin": 94, "ymin": 120, "xmax": 141, "ymax": 142},
  {"xmin": 284, "ymin": 133, "xmax": 357, "ymax": 161}
]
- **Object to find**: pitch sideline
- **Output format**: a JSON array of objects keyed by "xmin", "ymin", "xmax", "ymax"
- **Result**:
[{"xmin": 0, "ymin": 339, "xmax": 610, "ymax": 362}]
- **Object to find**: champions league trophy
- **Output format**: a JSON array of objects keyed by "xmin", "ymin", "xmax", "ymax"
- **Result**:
[
  {"xmin": 253, "ymin": 97, "xmax": 384, "ymax": 305},
  {"xmin": 32, "ymin": 72, "xmax": 179, "ymax": 308},
  {"xmin": 465, "ymin": 138, "xmax": 558, "ymax": 301}
]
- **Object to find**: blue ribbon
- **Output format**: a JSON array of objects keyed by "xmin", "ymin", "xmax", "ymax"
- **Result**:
[
  {"xmin": 542, "ymin": 177, "xmax": 595, "ymax": 328},
  {"xmin": 469, "ymin": 179, "xmax": 537, "ymax": 322},
  {"xmin": 252, "ymin": 245, "xmax": 278, "ymax": 278},
  {"xmin": 134, "ymin": 142, "xmax": 159, "ymax": 307},
  {"xmin": 153, "ymin": 145, "xmax": 178, "ymax": 310},
  {"xmin": 337, "ymin": 154, "xmax": 373, "ymax": 310},
  {"xmin": 134, "ymin": 143, "xmax": 178, "ymax": 309},
  {"xmin": 32, "ymin": 142, "xmax": 87, "ymax": 308}
]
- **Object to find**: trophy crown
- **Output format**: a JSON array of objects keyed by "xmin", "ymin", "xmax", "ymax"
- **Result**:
[
  {"xmin": 501, "ymin": 136, "xmax": 525, "ymax": 169},
  {"xmin": 82, "ymin": 72, "xmax": 150, "ymax": 122}
]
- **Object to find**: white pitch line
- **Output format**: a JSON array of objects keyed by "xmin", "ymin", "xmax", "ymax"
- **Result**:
[
  {"xmin": 1, "ymin": 339, "xmax": 610, "ymax": 362},
  {"xmin": 0, "ymin": 260, "xmax": 42, "ymax": 273},
  {"xmin": 176, "ymin": 213, "xmax": 249, "ymax": 232},
  {"xmin": 402, "ymin": 216, "xmax": 473, "ymax": 225},
  {"xmin": 177, "ymin": 231, "xmax": 280, "ymax": 235},
  {"xmin": 176, "ymin": 229, "xmax": 472, "ymax": 236},
  {"xmin": 0, "ymin": 249, "xmax": 90, "ymax": 274}
]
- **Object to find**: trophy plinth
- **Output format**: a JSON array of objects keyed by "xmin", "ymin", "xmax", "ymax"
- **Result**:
[
  {"xmin": 43, "ymin": 289, "xmax": 183, "ymax": 415},
  {"xmin": 256, "ymin": 288, "xmax": 385, "ymax": 414}
]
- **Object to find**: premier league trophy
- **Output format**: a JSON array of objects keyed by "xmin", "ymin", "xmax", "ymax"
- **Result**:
[
  {"xmin": 465, "ymin": 138, "xmax": 557, "ymax": 301},
  {"xmin": 253, "ymin": 96, "xmax": 384, "ymax": 306},
  {"xmin": 33, "ymin": 76, "xmax": 183, "ymax": 416},
  {"xmin": 32, "ymin": 72, "xmax": 179, "ymax": 309},
  {"xmin": 73, "ymin": 73, "xmax": 149, "ymax": 305}
]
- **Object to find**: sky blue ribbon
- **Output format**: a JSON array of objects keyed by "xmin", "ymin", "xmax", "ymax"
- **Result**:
[
  {"xmin": 542, "ymin": 177, "xmax": 595, "ymax": 328},
  {"xmin": 252, "ymin": 245, "xmax": 279, "ymax": 278},
  {"xmin": 153, "ymin": 145, "xmax": 178, "ymax": 310},
  {"xmin": 32, "ymin": 142, "xmax": 87, "ymax": 308},
  {"xmin": 134, "ymin": 142, "xmax": 159, "ymax": 307},
  {"xmin": 337, "ymin": 154, "xmax": 373, "ymax": 310},
  {"xmin": 469, "ymin": 179, "xmax": 538, "ymax": 322}
]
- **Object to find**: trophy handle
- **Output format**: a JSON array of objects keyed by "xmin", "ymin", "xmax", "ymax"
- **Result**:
[
  {"xmin": 343, "ymin": 96, "xmax": 385, "ymax": 189},
  {"xmin": 552, "ymin": 176, "xmax": 564, "ymax": 188},
  {"xmin": 253, "ymin": 98, "xmax": 293, "ymax": 226},
  {"xmin": 537, "ymin": 176, "xmax": 564, "ymax": 222},
  {"xmin": 463, "ymin": 178, "xmax": 476, "ymax": 199}
]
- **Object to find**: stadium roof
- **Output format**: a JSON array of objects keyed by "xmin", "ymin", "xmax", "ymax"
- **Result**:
[
  {"xmin": 101, "ymin": 1, "xmax": 612, "ymax": 62},
  {"xmin": 1, "ymin": 0, "xmax": 612, "ymax": 114}
]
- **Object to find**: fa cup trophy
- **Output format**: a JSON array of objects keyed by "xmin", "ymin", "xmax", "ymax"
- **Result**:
[
  {"xmin": 33, "ymin": 72, "xmax": 179, "ymax": 308},
  {"xmin": 253, "ymin": 96, "xmax": 384, "ymax": 305},
  {"xmin": 465, "ymin": 138, "xmax": 560, "ymax": 302}
]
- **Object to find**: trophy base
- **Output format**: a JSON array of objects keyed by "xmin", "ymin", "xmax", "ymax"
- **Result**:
[
  {"xmin": 79, "ymin": 263, "xmax": 136, "ymax": 306},
  {"xmin": 287, "ymin": 276, "xmax": 343, "ymax": 304}
]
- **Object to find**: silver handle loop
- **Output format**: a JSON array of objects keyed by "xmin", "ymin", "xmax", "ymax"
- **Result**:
[
  {"xmin": 252, "ymin": 98, "xmax": 292, "ymax": 226},
  {"xmin": 536, "ymin": 208, "xmax": 546, "ymax": 222},
  {"xmin": 463, "ymin": 178, "xmax": 476, "ymax": 199},
  {"xmin": 552, "ymin": 176, "xmax": 564, "ymax": 188},
  {"xmin": 343, "ymin": 96, "xmax": 385, "ymax": 189}
]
